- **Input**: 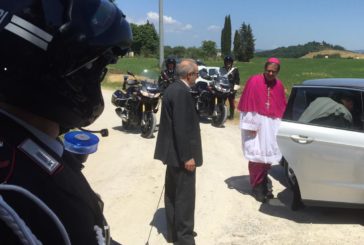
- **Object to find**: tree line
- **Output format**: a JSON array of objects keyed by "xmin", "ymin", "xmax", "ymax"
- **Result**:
[
  {"xmin": 129, "ymin": 18, "xmax": 346, "ymax": 61},
  {"xmin": 131, "ymin": 21, "xmax": 218, "ymax": 59},
  {"xmin": 129, "ymin": 15, "xmax": 256, "ymax": 62},
  {"xmin": 256, "ymin": 41, "xmax": 345, "ymax": 58}
]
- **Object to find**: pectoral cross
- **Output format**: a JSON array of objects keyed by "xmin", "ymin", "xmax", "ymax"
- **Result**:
[{"xmin": 266, "ymin": 87, "xmax": 271, "ymax": 109}]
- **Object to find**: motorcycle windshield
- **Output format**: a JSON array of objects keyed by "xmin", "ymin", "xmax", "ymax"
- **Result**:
[
  {"xmin": 215, "ymin": 76, "xmax": 230, "ymax": 87},
  {"xmin": 138, "ymin": 69, "xmax": 160, "ymax": 92},
  {"xmin": 138, "ymin": 69, "xmax": 159, "ymax": 84}
]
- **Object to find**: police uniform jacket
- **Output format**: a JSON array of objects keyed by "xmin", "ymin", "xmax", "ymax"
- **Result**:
[
  {"xmin": 0, "ymin": 110, "xmax": 109, "ymax": 245},
  {"xmin": 220, "ymin": 66, "xmax": 240, "ymax": 90}
]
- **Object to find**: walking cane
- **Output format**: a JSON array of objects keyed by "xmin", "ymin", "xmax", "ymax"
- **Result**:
[{"xmin": 145, "ymin": 184, "xmax": 165, "ymax": 245}]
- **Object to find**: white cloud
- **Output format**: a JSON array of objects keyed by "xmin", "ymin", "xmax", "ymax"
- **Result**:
[
  {"xmin": 181, "ymin": 24, "xmax": 192, "ymax": 31},
  {"xmin": 146, "ymin": 12, "xmax": 159, "ymax": 21},
  {"xmin": 207, "ymin": 25, "xmax": 220, "ymax": 32},
  {"xmin": 126, "ymin": 16, "xmax": 145, "ymax": 25},
  {"xmin": 147, "ymin": 11, "xmax": 177, "ymax": 24},
  {"xmin": 163, "ymin": 15, "xmax": 177, "ymax": 25},
  {"xmin": 129, "ymin": 11, "xmax": 191, "ymax": 32}
]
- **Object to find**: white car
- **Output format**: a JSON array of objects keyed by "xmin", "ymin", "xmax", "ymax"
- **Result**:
[{"xmin": 277, "ymin": 78, "xmax": 364, "ymax": 209}]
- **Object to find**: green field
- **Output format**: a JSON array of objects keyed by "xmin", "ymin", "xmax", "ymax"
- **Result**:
[{"xmin": 106, "ymin": 57, "xmax": 364, "ymax": 93}]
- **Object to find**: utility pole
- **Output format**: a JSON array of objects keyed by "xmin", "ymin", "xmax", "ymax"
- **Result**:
[{"xmin": 159, "ymin": 0, "xmax": 164, "ymax": 69}]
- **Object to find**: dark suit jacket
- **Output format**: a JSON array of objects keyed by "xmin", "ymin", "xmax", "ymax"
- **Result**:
[{"xmin": 154, "ymin": 80, "xmax": 203, "ymax": 167}]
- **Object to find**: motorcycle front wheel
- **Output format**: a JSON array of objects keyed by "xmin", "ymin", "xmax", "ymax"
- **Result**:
[
  {"xmin": 211, "ymin": 104, "xmax": 227, "ymax": 127},
  {"xmin": 122, "ymin": 119, "xmax": 131, "ymax": 130},
  {"xmin": 141, "ymin": 112, "xmax": 157, "ymax": 138}
]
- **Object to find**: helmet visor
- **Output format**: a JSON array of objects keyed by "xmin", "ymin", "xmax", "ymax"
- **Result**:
[{"xmin": 91, "ymin": 0, "xmax": 117, "ymax": 36}]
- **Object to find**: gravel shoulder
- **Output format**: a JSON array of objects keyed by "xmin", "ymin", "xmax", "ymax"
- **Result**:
[{"xmin": 83, "ymin": 89, "xmax": 364, "ymax": 245}]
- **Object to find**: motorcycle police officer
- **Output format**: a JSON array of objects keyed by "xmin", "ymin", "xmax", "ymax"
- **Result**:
[
  {"xmin": 220, "ymin": 56, "xmax": 240, "ymax": 119},
  {"xmin": 158, "ymin": 57, "xmax": 177, "ymax": 92},
  {"xmin": 0, "ymin": 0, "xmax": 132, "ymax": 244}
]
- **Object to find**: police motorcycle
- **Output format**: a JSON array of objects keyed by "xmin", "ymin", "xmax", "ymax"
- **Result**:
[
  {"xmin": 111, "ymin": 69, "xmax": 161, "ymax": 138},
  {"xmin": 158, "ymin": 71, "xmax": 176, "ymax": 95},
  {"xmin": 191, "ymin": 68, "xmax": 231, "ymax": 127}
]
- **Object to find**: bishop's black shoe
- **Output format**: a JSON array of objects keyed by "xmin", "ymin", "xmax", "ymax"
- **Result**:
[{"xmin": 252, "ymin": 183, "xmax": 267, "ymax": 203}]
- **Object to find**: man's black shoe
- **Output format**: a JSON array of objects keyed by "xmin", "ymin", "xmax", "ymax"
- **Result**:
[
  {"xmin": 167, "ymin": 232, "xmax": 196, "ymax": 243},
  {"xmin": 166, "ymin": 238, "xmax": 176, "ymax": 243}
]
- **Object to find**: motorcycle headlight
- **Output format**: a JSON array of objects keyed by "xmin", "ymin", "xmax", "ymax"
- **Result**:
[
  {"xmin": 215, "ymin": 84, "xmax": 222, "ymax": 91},
  {"xmin": 140, "ymin": 90, "xmax": 149, "ymax": 97}
]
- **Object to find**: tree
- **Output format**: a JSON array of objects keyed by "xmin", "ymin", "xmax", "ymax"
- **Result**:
[
  {"xmin": 201, "ymin": 40, "xmax": 217, "ymax": 58},
  {"xmin": 172, "ymin": 46, "xmax": 187, "ymax": 58},
  {"xmin": 237, "ymin": 22, "xmax": 255, "ymax": 62},
  {"xmin": 186, "ymin": 47, "xmax": 205, "ymax": 59},
  {"xmin": 226, "ymin": 15, "xmax": 231, "ymax": 55},
  {"xmin": 220, "ymin": 15, "xmax": 232, "ymax": 57},
  {"xmin": 239, "ymin": 23, "xmax": 248, "ymax": 61},
  {"xmin": 233, "ymin": 30, "xmax": 243, "ymax": 61},
  {"xmin": 221, "ymin": 21, "xmax": 225, "ymax": 57},
  {"xmin": 245, "ymin": 24, "xmax": 255, "ymax": 61},
  {"xmin": 164, "ymin": 45, "xmax": 174, "ymax": 57},
  {"xmin": 130, "ymin": 21, "xmax": 159, "ymax": 57}
]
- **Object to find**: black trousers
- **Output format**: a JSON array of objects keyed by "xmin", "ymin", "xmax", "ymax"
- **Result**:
[
  {"xmin": 164, "ymin": 165, "xmax": 196, "ymax": 245},
  {"xmin": 227, "ymin": 92, "xmax": 236, "ymax": 117}
]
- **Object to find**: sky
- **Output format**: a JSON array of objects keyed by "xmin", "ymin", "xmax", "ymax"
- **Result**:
[{"xmin": 116, "ymin": 0, "xmax": 364, "ymax": 51}]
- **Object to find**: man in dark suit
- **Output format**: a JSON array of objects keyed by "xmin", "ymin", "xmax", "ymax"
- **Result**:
[{"xmin": 154, "ymin": 59, "xmax": 203, "ymax": 245}]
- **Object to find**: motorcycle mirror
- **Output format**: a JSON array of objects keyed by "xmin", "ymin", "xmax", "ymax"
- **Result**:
[
  {"xmin": 202, "ymin": 74, "xmax": 211, "ymax": 80},
  {"xmin": 127, "ymin": 71, "xmax": 136, "ymax": 78}
]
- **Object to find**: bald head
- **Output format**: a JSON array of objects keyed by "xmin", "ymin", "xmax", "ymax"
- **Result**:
[{"xmin": 176, "ymin": 59, "xmax": 198, "ymax": 86}]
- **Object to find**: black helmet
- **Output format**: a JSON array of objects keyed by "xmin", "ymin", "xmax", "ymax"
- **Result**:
[
  {"xmin": 224, "ymin": 55, "xmax": 234, "ymax": 64},
  {"xmin": 165, "ymin": 57, "xmax": 176, "ymax": 67},
  {"xmin": 0, "ymin": 0, "xmax": 132, "ymax": 129}
]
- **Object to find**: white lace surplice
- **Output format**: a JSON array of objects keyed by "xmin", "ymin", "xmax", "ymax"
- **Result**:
[{"xmin": 240, "ymin": 112, "xmax": 282, "ymax": 165}]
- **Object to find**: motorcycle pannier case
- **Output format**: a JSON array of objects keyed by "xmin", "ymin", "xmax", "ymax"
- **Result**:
[{"xmin": 111, "ymin": 90, "xmax": 128, "ymax": 107}]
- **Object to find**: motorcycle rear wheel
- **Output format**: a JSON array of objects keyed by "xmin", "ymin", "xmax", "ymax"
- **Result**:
[
  {"xmin": 211, "ymin": 104, "xmax": 227, "ymax": 127},
  {"xmin": 141, "ymin": 112, "xmax": 157, "ymax": 138}
]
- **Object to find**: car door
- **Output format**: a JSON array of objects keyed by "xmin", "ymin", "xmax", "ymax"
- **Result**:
[{"xmin": 277, "ymin": 86, "xmax": 364, "ymax": 205}]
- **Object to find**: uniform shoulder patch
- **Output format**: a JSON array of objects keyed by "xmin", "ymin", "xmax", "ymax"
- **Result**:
[{"xmin": 18, "ymin": 139, "xmax": 61, "ymax": 174}]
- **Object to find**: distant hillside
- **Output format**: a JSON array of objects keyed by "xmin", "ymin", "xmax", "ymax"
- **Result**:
[
  {"xmin": 302, "ymin": 49, "xmax": 364, "ymax": 59},
  {"xmin": 352, "ymin": 50, "xmax": 364, "ymax": 54},
  {"xmin": 255, "ymin": 41, "xmax": 345, "ymax": 58}
]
